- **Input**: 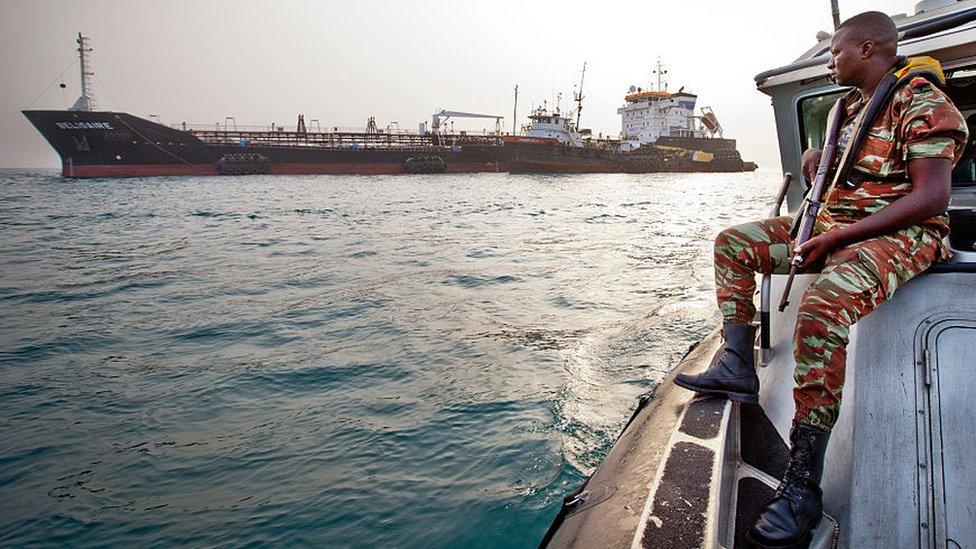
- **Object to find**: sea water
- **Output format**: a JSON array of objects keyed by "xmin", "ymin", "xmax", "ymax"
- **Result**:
[{"xmin": 0, "ymin": 169, "xmax": 775, "ymax": 547}]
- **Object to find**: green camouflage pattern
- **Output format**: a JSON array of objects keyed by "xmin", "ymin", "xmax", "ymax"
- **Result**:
[
  {"xmin": 714, "ymin": 216, "xmax": 794, "ymax": 324},
  {"xmin": 791, "ymin": 226, "xmax": 941, "ymax": 429},
  {"xmin": 817, "ymin": 76, "xmax": 968, "ymax": 258},
  {"xmin": 713, "ymin": 216, "xmax": 941, "ymax": 429},
  {"xmin": 712, "ymin": 75, "xmax": 967, "ymax": 430}
]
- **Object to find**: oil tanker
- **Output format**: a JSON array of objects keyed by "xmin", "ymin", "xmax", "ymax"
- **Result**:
[
  {"xmin": 24, "ymin": 35, "xmax": 506, "ymax": 178},
  {"xmin": 504, "ymin": 61, "xmax": 757, "ymax": 174}
]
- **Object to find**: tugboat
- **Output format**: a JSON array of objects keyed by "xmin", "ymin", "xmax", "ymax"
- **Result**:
[
  {"xmin": 23, "ymin": 34, "xmax": 507, "ymax": 178},
  {"xmin": 504, "ymin": 61, "xmax": 758, "ymax": 174},
  {"xmin": 540, "ymin": 1, "xmax": 976, "ymax": 547},
  {"xmin": 503, "ymin": 103, "xmax": 621, "ymax": 173}
]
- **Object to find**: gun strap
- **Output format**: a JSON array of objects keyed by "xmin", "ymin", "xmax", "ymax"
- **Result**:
[
  {"xmin": 834, "ymin": 67, "xmax": 945, "ymax": 190},
  {"xmin": 790, "ymin": 99, "xmax": 846, "ymax": 238}
]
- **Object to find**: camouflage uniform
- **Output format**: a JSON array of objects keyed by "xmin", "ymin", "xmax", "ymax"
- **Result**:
[{"xmin": 715, "ymin": 75, "xmax": 968, "ymax": 430}]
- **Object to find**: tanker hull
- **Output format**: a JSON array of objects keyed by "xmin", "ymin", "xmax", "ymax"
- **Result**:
[{"xmin": 23, "ymin": 110, "xmax": 505, "ymax": 178}]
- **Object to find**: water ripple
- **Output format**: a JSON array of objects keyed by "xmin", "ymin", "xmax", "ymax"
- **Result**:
[{"xmin": 0, "ymin": 168, "xmax": 776, "ymax": 546}]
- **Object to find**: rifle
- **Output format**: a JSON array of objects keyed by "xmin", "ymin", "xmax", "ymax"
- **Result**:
[
  {"xmin": 777, "ymin": 61, "xmax": 942, "ymax": 311},
  {"xmin": 777, "ymin": 98, "xmax": 845, "ymax": 312}
]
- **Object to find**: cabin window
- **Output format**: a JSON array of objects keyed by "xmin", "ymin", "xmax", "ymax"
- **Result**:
[
  {"xmin": 797, "ymin": 90, "xmax": 847, "ymax": 151},
  {"xmin": 799, "ymin": 74, "xmax": 976, "ymax": 190},
  {"xmin": 945, "ymin": 67, "xmax": 976, "ymax": 188}
]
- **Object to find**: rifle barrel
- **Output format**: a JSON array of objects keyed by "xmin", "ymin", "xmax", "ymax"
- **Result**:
[
  {"xmin": 777, "ymin": 97, "xmax": 846, "ymax": 314},
  {"xmin": 778, "ymin": 264, "xmax": 800, "ymax": 311}
]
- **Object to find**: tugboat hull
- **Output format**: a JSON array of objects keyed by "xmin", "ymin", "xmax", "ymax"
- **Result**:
[{"xmin": 503, "ymin": 136, "xmax": 756, "ymax": 174}]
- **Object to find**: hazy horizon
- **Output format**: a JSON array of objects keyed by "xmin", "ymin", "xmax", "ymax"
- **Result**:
[{"xmin": 2, "ymin": 0, "xmax": 923, "ymax": 169}]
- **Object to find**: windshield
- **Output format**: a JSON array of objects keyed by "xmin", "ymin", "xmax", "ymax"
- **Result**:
[
  {"xmin": 946, "ymin": 68, "xmax": 976, "ymax": 188},
  {"xmin": 798, "ymin": 80, "xmax": 976, "ymax": 188},
  {"xmin": 797, "ymin": 90, "xmax": 847, "ymax": 152}
]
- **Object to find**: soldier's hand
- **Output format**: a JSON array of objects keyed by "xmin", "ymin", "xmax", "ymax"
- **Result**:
[
  {"xmin": 801, "ymin": 148, "xmax": 823, "ymax": 183},
  {"xmin": 793, "ymin": 232, "xmax": 838, "ymax": 272}
]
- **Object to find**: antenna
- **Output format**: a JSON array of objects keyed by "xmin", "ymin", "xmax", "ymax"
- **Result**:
[
  {"xmin": 653, "ymin": 57, "xmax": 668, "ymax": 92},
  {"xmin": 574, "ymin": 62, "xmax": 586, "ymax": 129},
  {"xmin": 71, "ymin": 33, "xmax": 96, "ymax": 111},
  {"xmin": 551, "ymin": 67, "xmax": 555, "ymax": 114},
  {"xmin": 512, "ymin": 84, "xmax": 519, "ymax": 135}
]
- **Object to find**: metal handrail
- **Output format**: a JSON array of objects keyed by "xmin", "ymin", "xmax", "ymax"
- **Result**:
[
  {"xmin": 187, "ymin": 129, "xmax": 503, "ymax": 150},
  {"xmin": 759, "ymin": 173, "xmax": 794, "ymax": 364}
]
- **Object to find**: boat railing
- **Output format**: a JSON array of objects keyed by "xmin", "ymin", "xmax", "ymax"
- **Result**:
[{"xmin": 187, "ymin": 129, "xmax": 504, "ymax": 150}]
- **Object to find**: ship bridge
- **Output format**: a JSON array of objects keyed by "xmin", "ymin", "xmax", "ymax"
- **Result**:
[
  {"xmin": 618, "ymin": 86, "xmax": 704, "ymax": 148},
  {"xmin": 522, "ymin": 106, "xmax": 582, "ymax": 147}
]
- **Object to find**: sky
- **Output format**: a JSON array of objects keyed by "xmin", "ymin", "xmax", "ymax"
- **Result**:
[{"xmin": 0, "ymin": 0, "xmax": 925, "ymax": 169}]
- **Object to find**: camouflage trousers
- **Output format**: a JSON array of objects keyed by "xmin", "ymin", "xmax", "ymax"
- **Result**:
[{"xmin": 714, "ymin": 215, "xmax": 941, "ymax": 430}]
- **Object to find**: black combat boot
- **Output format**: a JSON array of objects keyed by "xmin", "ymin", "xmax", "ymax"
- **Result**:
[
  {"xmin": 673, "ymin": 323, "xmax": 758, "ymax": 403},
  {"xmin": 747, "ymin": 422, "xmax": 831, "ymax": 548}
]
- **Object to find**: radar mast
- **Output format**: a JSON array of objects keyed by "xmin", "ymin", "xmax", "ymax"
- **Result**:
[
  {"xmin": 653, "ymin": 57, "xmax": 668, "ymax": 92},
  {"xmin": 70, "ymin": 33, "xmax": 95, "ymax": 111},
  {"xmin": 574, "ymin": 62, "xmax": 586, "ymax": 129}
]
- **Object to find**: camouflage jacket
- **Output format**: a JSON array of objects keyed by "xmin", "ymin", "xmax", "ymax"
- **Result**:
[{"xmin": 817, "ymin": 73, "xmax": 968, "ymax": 258}]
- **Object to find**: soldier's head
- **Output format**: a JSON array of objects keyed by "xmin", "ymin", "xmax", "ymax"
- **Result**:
[{"xmin": 827, "ymin": 11, "xmax": 898, "ymax": 88}]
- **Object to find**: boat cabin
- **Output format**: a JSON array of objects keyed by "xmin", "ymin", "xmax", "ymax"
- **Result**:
[{"xmin": 523, "ymin": 106, "xmax": 583, "ymax": 147}]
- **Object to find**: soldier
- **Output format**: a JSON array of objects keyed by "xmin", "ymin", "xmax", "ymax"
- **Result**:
[{"xmin": 673, "ymin": 11, "xmax": 967, "ymax": 547}]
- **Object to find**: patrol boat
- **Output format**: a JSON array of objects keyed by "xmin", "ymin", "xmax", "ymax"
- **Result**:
[{"xmin": 541, "ymin": 1, "xmax": 976, "ymax": 547}]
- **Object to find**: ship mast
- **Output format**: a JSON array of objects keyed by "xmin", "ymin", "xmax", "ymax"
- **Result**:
[
  {"xmin": 653, "ymin": 57, "xmax": 668, "ymax": 92},
  {"xmin": 513, "ymin": 84, "xmax": 518, "ymax": 135},
  {"xmin": 574, "ymin": 62, "xmax": 586, "ymax": 129},
  {"xmin": 71, "ymin": 33, "xmax": 95, "ymax": 111}
]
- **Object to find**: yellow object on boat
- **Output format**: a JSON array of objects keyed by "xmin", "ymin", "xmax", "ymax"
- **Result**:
[{"xmin": 895, "ymin": 55, "xmax": 945, "ymax": 84}]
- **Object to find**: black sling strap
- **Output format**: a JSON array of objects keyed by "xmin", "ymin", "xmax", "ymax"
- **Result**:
[{"xmin": 835, "ymin": 60, "xmax": 944, "ymax": 189}]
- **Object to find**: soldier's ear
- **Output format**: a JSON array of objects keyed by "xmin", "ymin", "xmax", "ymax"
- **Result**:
[{"xmin": 860, "ymin": 39, "xmax": 876, "ymax": 59}]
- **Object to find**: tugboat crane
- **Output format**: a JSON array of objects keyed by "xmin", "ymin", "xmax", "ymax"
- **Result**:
[
  {"xmin": 430, "ymin": 110, "xmax": 503, "ymax": 135},
  {"xmin": 574, "ymin": 62, "xmax": 586, "ymax": 129}
]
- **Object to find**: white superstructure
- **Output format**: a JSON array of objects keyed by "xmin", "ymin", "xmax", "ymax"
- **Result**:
[
  {"xmin": 617, "ymin": 59, "xmax": 712, "ymax": 151},
  {"xmin": 522, "ymin": 106, "xmax": 583, "ymax": 147},
  {"xmin": 618, "ymin": 89, "xmax": 703, "ymax": 144},
  {"xmin": 518, "ymin": 60, "xmax": 726, "ymax": 153}
]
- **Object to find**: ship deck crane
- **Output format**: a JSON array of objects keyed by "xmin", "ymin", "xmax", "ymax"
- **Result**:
[{"xmin": 430, "ymin": 110, "xmax": 503, "ymax": 135}]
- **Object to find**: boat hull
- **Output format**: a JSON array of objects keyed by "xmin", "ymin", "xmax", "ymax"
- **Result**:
[
  {"xmin": 543, "ymin": 267, "xmax": 976, "ymax": 548},
  {"xmin": 23, "ymin": 110, "xmax": 506, "ymax": 178},
  {"xmin": 503, "ymin": 136, "xmax": 757, "ymax": 174},
  {"xmin": 541, "ymin": 308, "xmax": 840, "ymax": 549}
]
